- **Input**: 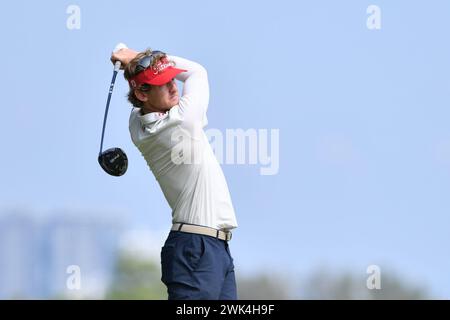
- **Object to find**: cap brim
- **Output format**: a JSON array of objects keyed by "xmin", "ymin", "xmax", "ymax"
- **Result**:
[{"xmin": 147, "ymin": 67, "xmax": 187, "ymax": 86}]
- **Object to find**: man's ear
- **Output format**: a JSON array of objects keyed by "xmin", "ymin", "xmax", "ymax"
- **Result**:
[{"xmin": 134, "ymin": 89, "xmax": 149, "ymax": 102}]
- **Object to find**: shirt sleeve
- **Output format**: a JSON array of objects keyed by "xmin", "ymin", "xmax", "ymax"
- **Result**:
[{"xmin": 168, "ymin": 55, "xmax": 209, "ymax": 126}]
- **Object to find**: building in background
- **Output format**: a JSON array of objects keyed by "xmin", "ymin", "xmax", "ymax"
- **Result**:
[{"xmin": 0, "ymin": 209, "xmax": 124, "ymax": 299}]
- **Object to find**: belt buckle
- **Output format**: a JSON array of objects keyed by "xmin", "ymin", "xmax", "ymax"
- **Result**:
[{"xmin": 225, "ymin": 231, "xmax": 232, "ymax": 241}]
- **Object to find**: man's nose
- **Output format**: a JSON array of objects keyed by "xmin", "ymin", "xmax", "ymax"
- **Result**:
[{"xmin": 167, "ymin": 80, "xmax": 176, "ymax": 90}]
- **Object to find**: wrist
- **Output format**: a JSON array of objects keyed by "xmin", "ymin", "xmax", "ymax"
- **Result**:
[{"xmin": 125, "ymin": 50, "xmax": 139, "ymax": 65}]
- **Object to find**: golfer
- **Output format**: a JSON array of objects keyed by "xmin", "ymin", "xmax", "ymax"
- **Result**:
[{"xmin": 111, "ymin": 48, "xmax": 238, "ymax": 300}]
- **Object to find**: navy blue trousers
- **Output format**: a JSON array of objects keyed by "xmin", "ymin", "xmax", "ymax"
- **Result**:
[{"xmin": 160, "ymin": 230, "xmax": 237, "ymax": 300}]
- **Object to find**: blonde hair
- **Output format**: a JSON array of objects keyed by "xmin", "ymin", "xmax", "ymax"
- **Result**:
[{"xmin": 123, "ymin": 49, "xmax": 168, "ymax": 108}]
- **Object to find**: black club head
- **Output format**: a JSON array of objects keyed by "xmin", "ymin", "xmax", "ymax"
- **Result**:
[{"xmin": 98, "ymin": 147, "xmax": 128, "ymax": 176}]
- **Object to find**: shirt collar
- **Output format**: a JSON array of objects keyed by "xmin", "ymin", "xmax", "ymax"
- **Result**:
[{"xmin": 138, "ymin": 109, "xmax": 168, "ymax": 125}]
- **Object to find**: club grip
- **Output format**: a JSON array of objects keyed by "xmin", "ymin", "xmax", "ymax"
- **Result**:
[{"xmin": 113, "ymin": 42, "xmax": 128, "ymax": 71}]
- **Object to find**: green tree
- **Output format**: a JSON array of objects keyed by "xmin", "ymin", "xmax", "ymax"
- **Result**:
[
  {"xmin": 301, "ymin": 267, "xmax": 430, "ymax": 300},
  {"xmin": 105, "ymin": 252, "xmax": 167, "ymax": 300},
  {"xmin": 237, "ymin": 273, "xmax": 294, "ymax": 299}
]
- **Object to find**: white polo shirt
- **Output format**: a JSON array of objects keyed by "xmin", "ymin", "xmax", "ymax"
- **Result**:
[{"xmin": 129, "ymin": 56, "xmax": 238, "ymax": 231}]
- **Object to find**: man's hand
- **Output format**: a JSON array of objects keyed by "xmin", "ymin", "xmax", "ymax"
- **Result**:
[{"xmin": 111, "ymin": 48, "xmax": 139, "ymax": 69}]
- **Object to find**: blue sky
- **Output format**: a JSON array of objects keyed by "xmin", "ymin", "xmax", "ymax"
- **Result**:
[{"xmin": 1, "ymin": 0, "xmax": 450, "ymax": 297}]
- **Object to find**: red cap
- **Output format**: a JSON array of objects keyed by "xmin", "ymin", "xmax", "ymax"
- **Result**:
[{"xmin": 129, "ymin": 57, "xmax": 187, "ymax": 88}]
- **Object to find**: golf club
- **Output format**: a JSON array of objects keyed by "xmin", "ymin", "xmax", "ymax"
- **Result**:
[{"xmin": 98, "ymin": 43, "xmax": 128, "ymax": 177}]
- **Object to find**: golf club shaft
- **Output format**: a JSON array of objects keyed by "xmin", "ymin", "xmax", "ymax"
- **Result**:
[
  {"xmin": 98, "ymin": 69, "xmax": 119, "ymax": 155},
  {"xmin": 99, "ymin": 43, "xmax": 127, "ymax": 155}
]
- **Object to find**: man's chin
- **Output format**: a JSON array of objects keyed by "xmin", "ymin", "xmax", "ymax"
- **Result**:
[{"xmin": 168, "ymin": 97, "xmax": 179, "ymax": 108}]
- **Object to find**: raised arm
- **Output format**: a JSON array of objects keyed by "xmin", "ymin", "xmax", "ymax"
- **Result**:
[
  {"xmin": 168, "ymin": 55, "xmax": 210, "ymax": 124},
  {"xmin": 111, "ymin": 50, "xmax": 209, "ymax": 124}
]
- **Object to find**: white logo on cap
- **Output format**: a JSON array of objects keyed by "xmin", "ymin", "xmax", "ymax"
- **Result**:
[{"xmin": 153, "ymin": 61, "xmax": 173, "ymax": 75}]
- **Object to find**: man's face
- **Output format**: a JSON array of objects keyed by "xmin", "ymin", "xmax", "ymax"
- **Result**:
[{"xmin": 137, "ymin": 78, "xmax": 179, "ymax": 113}]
